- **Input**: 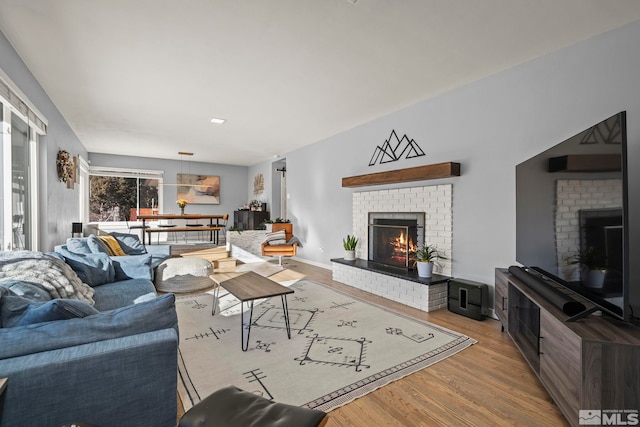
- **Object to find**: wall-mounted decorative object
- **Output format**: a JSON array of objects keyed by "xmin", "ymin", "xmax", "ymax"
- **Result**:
[
  {"xmin": 369, "ymin": 130, "xmax": 425, "ymax": 166},
  {"xmin": 177, "ymin": 174, "xmax": 220, "ymax": 204},
  {"xmin": 253, "ymin": 173, "xmax": 264, "ymax": 195},
  {"xmin": 580, "ymin": 113, "xmax": 622, "ymax": 144},
  {"xmin": 56, "ymin": 149, "xmax": 76, "ymax": 189}
]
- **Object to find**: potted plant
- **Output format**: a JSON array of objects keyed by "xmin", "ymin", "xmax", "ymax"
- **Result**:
[
  {"xmin": 257, "ymin": 219, "xmax": 273, "ymax": 231},
  {"xmin": 343, "ymin": 235, "xmax": 358, "ymax": 261},
  {"xmin": 568, "ymin": 246, "xmax": 607, "ymax": 288},
  {"xmin": 414, "ymin": 244, "xmax": 448, "ymax": 278}
]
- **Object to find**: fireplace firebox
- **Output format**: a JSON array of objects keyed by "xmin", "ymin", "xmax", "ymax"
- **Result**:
[{"xmin": 368, "ymin": 212, "xmax": 425, "ymax": 269}]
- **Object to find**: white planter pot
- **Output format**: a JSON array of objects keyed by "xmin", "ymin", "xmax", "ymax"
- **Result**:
[
  {"xmin": 264, "ymin": 224, "xmax": 273, "ymax": 232},
  {"xmin": 344, "ymin": 250, "xmax": 356, "ymax": 261},
  {"xmin": 416, "ymin": 261, "xmax": 434, "ymax": 278},
  {"xmin": 583, "ymin": 268, "xmax": 606, "ymax": 288}
]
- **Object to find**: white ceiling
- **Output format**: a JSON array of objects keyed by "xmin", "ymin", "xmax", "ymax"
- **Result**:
[{"xmin": 2, "ymin": 1, "xmax": 640, "ymax": 166}]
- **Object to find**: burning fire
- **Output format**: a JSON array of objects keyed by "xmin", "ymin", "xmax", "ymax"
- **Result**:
[{"xmin": 388, "ymin": 231, "xmax": 417, "ymax": 264}]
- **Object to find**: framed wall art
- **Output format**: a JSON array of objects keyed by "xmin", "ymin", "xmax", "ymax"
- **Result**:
[{"xmin": 177, "ymin": 174, "xmax": 220, "ymax": 204}]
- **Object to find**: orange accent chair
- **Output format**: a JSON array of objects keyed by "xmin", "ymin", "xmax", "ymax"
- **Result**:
[{"xmin": 261, "ymin": 223, "xmax": 297, "ymax": 265}]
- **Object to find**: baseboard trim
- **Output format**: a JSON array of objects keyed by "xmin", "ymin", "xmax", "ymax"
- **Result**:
[{"xmin": 291, "ymin": 256, "xmax": 332, "ymax": 270}]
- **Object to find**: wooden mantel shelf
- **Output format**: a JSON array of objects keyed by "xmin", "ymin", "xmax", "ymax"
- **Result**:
[{"xmin": 342, "ymin": 162, "xmax": 460, "ymax": 188}]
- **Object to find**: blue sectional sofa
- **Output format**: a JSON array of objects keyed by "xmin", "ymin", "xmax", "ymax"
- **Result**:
[{"xmin": 0, "ymin": 233, "xmax": 177, "ymax": 427}]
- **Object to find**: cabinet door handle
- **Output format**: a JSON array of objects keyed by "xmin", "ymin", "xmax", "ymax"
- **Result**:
[{"xmin": 501, "ymin": 296, "xmax": 507, "ymax": 311}]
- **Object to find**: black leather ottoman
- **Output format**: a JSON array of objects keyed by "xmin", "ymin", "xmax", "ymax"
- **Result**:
[{"xmin": 179, "ymin": 385, "xmax": 327, "ymax": 427}]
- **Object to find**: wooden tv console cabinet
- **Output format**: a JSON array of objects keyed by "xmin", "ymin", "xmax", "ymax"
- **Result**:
[{"xmin": 495, "ymin": 268, "xmax": 640, "ymax": 426}]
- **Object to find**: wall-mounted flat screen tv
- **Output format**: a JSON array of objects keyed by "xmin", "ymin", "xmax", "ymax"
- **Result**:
[{"xmin": 516, "ymin": 111, "xmax": 631, "ymax": 321}]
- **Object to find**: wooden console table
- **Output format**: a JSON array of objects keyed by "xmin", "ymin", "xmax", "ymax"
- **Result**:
[
  {"xmin": 495, "ymin": 268, "xmax": 640, "ymax": 426},
  {"xmin": 137, "ymin": 213, "xmax": 226, "ymax": 245}
]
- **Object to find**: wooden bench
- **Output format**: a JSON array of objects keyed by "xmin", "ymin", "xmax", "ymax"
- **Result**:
[{"xmin": 146, "ymin": 226, "xmax": 225, "ymax": 244}]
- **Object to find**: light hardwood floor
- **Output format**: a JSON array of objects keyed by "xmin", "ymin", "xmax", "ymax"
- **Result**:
[{"xmin": 176, "ymin": 258, "xmax": 569, "ymax": 426}]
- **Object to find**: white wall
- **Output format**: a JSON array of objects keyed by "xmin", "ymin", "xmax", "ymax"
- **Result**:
[
  {"xmin": 251, "ymin": 20, "xmax": 640, "ymax": 291},
  {"xmin": 88, "ymin": 153, "xmax": 248, "ymax": 218}
]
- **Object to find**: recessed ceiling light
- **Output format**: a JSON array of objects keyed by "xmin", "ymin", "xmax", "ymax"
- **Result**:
[{"xmin": 209, "ymin": 117, "xmax": 226, "ymax": 124}]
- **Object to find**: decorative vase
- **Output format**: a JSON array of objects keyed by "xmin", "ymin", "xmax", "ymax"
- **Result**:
[
  {"xmin": 344, "ymin": 250, "xmax": 356, "ymax": 261},
  {"xmin": 416, "ymin": 261, "xmax": 433, "ymax": 278},
  {"xmin": 180, "ymin": 207, "xmax": 185, "ymax": 215}
]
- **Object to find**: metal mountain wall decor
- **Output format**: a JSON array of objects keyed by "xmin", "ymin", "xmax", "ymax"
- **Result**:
[
  {"xmin": 369, "ymin": 130, "xmax": 425, "ymax": 166},
  {"xmin": 580, "ymin": 113, "xmax": 622, "ymax": 144}
]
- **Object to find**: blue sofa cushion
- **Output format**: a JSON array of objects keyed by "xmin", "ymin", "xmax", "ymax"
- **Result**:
[
  {"xmin": 0, "ymin": 279, "xmax": 51, "ymax": 302},
  {"xmin": 111, "ymin": 254, "xmax": 153, "ymax": 281},
  {"xmin": 1, "ymin": 296, "xmax": 99, "ymax": 328},
  {"xmin": 110, "ymin": 232, "xmax": 147, "ymax": 255},
  {"xmin": 145, "ymin": 244, "xmax": 173, "ymax": 273},
  {"xmin": 53, "ymin": 249, "xmax": 115, "ymax": 286},
  {"xmin": 0, "ymin": 293, "xmax": 177, "ymax": 359},
  {"xmin": 91, "ymin": 278, "xmax": 157, "ymax": 311}
]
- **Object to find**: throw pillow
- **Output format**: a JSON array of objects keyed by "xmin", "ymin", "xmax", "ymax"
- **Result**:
[
  {"xmin": 111, "ymin": 254, "xmax": 153, "ymax": 281},
  {"xmin": 55, "ymin": 248, "xmax": 115, "ymax": 287},
  {"xmin": 96, "ymin": 235, "xmax": 126, "ymax": 256},
  {"xmin": 109, "ymin": 232, "xmax": 147, "ymax": 255},
  {"xmin": 263, "ymin": 230, "xmax": 287, "ymax": 245},
  {"xmin": 86, "ymin": 234, "xmax": 109, "ymax": 255},
  {"xmin": 1, "ymin": 296, "xmax": 99, "ymax": 328},
  {"xmin": 0, "ymin": 279, "xmax": 52, "ymax": 302},
  {"xmin": 66, "ymin": 237, "xmax": 93, "ymax": 254}
]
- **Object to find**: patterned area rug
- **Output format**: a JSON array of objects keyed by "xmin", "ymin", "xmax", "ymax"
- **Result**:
[{"xmin": 176, "ymin": 278, "xmax": 476, "ymax": 412}]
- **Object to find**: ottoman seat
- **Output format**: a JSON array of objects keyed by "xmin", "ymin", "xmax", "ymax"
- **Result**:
[
  {"xmin": 154, "ymin": 257, "xmax": 215, "ymax": 293},
  {"xmin": 179, "ymin": 385, "xmax": 327, "ymax": 427}
]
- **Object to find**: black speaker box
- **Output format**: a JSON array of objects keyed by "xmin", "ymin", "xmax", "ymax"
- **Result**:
[{"xmin": 447, "ymin": 278, "xmax": 488, "ymax": 321}]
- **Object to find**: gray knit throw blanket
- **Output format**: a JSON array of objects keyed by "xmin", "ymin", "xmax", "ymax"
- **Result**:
[{"xmin": 0, "ymin": 251, "xmax": 95, "ymax": 304}]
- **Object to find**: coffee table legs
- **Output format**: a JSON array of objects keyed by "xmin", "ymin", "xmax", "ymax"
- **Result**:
[
  {"xmin": 281, "ymin": 295, "xmax": 291, "ymax": 339},
  {"xmin": 241, "ymin": 301, "xmax": 254, "ymax": 351},
  {"xmin": 240, "ymin": 297, "xmax": 290, "ymax": 351},
  {"xmin": 211, "ymin": 284, "xmax": 221, "ymax": 316},
  {"xmin": 213, "ymin": 290, "xmax": 292, "ymax": 351}
]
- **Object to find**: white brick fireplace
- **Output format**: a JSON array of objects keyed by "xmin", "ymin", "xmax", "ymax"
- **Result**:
[
  {"xmin": 354, "ymin": 184, "xmax": 453, "ymax": 274},
  {"xmin": 332, "ymin": 184, "xmax": 453, "ymax": 311},
  {"xmin": 555, "ymin": 178, "xmax": 623, "ymax": 281}
]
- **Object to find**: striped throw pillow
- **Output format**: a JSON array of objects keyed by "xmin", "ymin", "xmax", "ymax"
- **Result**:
[{"xmin": 263, "ymin": 230, "xmax": 287, "ymax": 245}]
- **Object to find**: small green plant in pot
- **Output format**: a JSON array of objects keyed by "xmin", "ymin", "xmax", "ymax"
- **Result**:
[
  {"xmin": 257, "ymin": 219, "xmax": 273, "ymax": 231},
  {"xmin": 343, "ymin": 235, "xmax": 358, "ymax": 261},
  {"xmin": 414, "ymin": 244, "xmax": 448, "ymax": 278},
  {"xmin": 568, "ymin": 246, "xmax": 607, "ymax": 288}
]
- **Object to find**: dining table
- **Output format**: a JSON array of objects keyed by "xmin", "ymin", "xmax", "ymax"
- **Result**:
[{"xmin": 136, "ymin": 213, "xmax": 226, "ymax": 245}]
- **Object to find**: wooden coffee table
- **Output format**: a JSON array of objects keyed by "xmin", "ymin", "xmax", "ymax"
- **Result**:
[{"xmin": 212, "ymin": 271, "xmax": 294, "ymax": 351}]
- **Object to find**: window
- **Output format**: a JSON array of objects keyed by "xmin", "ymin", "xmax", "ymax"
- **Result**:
[
  {"xmin": 1, "ymin": 71, "xmax": 45, "ymax": 251},
  {"xmin": 89, "ymin": 167, "xmax": 163, "ymax": 222}
]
